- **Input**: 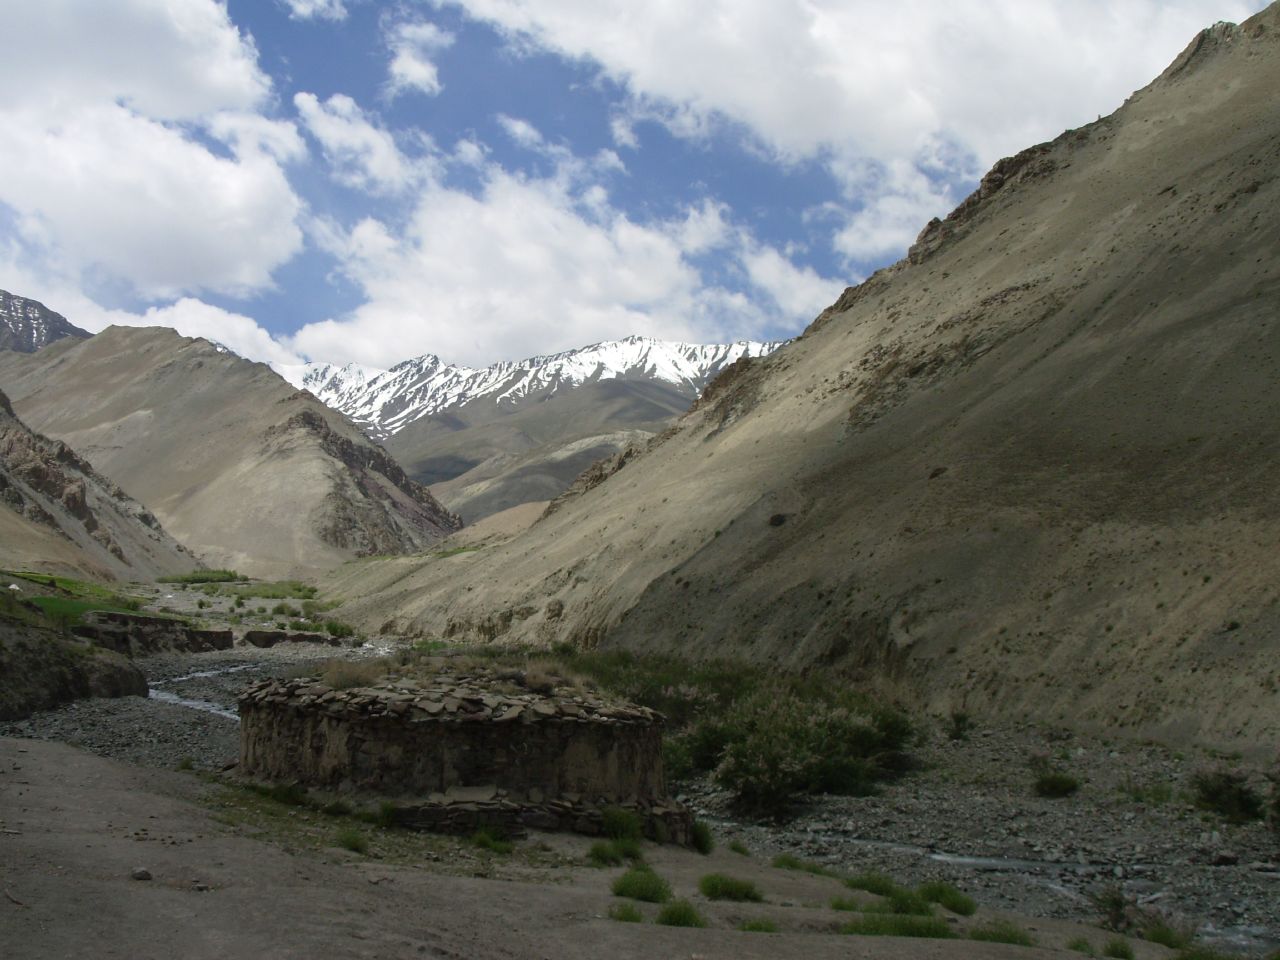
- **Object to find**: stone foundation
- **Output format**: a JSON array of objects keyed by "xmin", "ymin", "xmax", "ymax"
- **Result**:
[{"xmin": 238, "ymin": 670, "xmax": 693, "ymax": 844}]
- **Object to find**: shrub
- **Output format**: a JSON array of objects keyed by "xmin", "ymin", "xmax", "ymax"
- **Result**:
[
  {"xmin": 772, "ymin": 853, "xmax": 840, "ymax": 878},
  {"xmin": 863, "ymin": 889, "xmax": 933, "ymax": 916},
  {"xmin": 158, "ymin": 569, "xmax": 240, "ymax": 584},
  {"xmin": 830, "ymin": 896, "xmax": 861, "ymax": 912},
  {"xmin": 655, "ymin": 900, "xmax": 706, "ymax": 928},
  {"xmin": 728, "ymin": 840, "xmax": 751, "ymax": 856},
  {"xmin": 946, "ymin": 710, "xmax": 973, "ymax": 741},
  {"xmin": 321, "ymin": 659, "xmax": 387, "ymax": 690},
  {"xmin": 691, "ymin": 820, "xmax": 715, "ymax": 855},
  {"xmin": 840, "ymin": 915, "xmax": 956, "ymax": 938},
  {"xmin": 1067, "ymin": 937, "xmax": 1097, "ymax": 955},
  {"xmin": 324, "ymin": 620, "xmax": 356, "ymax": 639},
  {"xmin": 1035, "ymin": 772, "xmax": 1081, "ymax": 798},
  {"xmin": 845, "ymin": 872, "xmax": 900, "ymax": 897},
  {"xmin": 1191, "ymin": 769, "xmax": 1264, "ymax": 823},
  {"xmin": 1090, "ymin": 884, "xmax": 1133, "ymax": 931},
  {"xmin": 739, "ymin": 919, "xmax": 778, "ymax": 933},
  {"xmin": 917, "ymin": 881, "xmax": 976, "ymax": 916},
  {"xmin": 1103, "ymin": 938, "xmax": 1135, "ymax": 959},
  {"xmin": 335, "ymin": 828, "xmax": 368, "ymax": 854},
  {"xmin": 1143, "ymin": 920, "xmax": 1191, "ymax": 948},
  {"xmin": 1174, "ymin": 948, "xmax": 1242, "ymax": 960},
  {"xmin": 471, "ymin": 829, "xmax": 513, "ymax": 854},
  {"xmin": 698, "ymin": 873, "xmax": 763, "ymax": 902},
  {"xmin": 271, "ymin": 602, "xmax": 301, "ymax": 617},
  {"xmin": 588, "ymin": 841, "xmax": 624, "ymax": 867},
  {"xmin": 602, "ymin": 806, "xmax": 643, "ymax": 841},
  {"xmin": 608, "ymin": 903, "xmax": 643, "ymax": 923},
  {"xmin": 969, "ymin": 921, "xmax": 1036, "ymax": 946},
  {"xmin": 196, "ymin": 599, "xmax": 209, "ymax": 609},
  {"xmin": 612, "ymin": 867, "xmax": 671, "ymax": 903}
]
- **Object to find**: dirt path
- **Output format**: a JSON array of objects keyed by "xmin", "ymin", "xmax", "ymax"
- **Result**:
[{"xmin": 0, "ymin": 736, "xmax": 1137, "ymax": 960}]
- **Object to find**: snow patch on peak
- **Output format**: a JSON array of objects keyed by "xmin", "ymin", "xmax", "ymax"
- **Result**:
[{"xmin": 292, "ymin": 337, "xmax": 787, "ymax": 439}]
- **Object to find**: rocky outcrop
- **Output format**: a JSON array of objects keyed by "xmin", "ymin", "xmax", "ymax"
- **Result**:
[
  {"xmin": 71, "ymin": 611, "xmax": 232, "ymax": 658},
  {"xmin": 242, "ymin": 629, "xmax": 342, "ymax": 648},
  {"xmin": 0, "ymin": 289, "xmax": 89, "ymax": 354},
  {"xmin": 238, "ymin": 670, "xmax": 692, "ymax": 843},
  {"xmin": 0, "ymin": 623, "xmax": 146, "ymax": 720}
]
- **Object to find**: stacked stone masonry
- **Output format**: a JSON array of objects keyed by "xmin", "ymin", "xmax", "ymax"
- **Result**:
[{"xmin": 238, "ymin": 672, "xmax": 693, "ymax": 844}]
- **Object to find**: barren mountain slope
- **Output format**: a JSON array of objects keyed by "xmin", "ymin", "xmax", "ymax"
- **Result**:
[
  {"xmin": 326, "ymin": 9, "xmax": 1280, "ymax": 753},
  {"xmin": 0, "ymin": 389, "xmax": 195, "ymax": 580},
  {"xmin": 0, "ymin": 327, "xmax": 460, "ymax": 578},
  {"xmin": 0, "ymin": 289, "xmax": 89, "ymax": 354},
  {"xmin": 387, "ymin": 378, "xmax": 694, "ymax": 521}
]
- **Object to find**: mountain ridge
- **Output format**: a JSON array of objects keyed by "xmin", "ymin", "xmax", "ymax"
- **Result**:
[{"xmin": 0, "ymin": 289, "xmax": 90, "ymax": 354}]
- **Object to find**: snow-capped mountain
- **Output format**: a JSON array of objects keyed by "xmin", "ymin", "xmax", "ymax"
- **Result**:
[
  {"xmin": 0, "ymin": 289, "xmax": 90, "ymax": 353},
  {"xmin": 276, "ymin": 335, "xmax": 786, "ymax": 439}
]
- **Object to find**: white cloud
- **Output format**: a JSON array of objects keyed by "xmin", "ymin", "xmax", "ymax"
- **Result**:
[
  {"xmin": 279, "ymin": 0, "xmax": 348, "ymax": 21},
  {"xmin": 0, "ymin": 0, "xmax": 304, "ymax": 300},
  {"xmin": 387, "ymin": 20, "xmax": 455, "ymax": 97},
  {"xmin": 295, "ymin": 93, "xmax": 422, "ymax": 194},
  {"xmin": 433, "ymin": 0, "xmax": 1267, "ymax": 265},
  {"xmin": 293, "ymin": 144, "xmax": 839, "ymax": 367}
]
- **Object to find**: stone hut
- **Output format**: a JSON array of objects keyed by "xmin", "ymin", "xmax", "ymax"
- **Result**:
[{"xmin": 238, "ymin": 665, "xmax": 692, "ymax": 843}]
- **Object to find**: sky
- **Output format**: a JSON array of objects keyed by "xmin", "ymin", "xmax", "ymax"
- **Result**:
[{"xmin": 0, "ymin": 0, "xmax": 1267, "ymax": 371}]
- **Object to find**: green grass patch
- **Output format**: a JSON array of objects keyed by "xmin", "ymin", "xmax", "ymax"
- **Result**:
[
  {"xmin": 739, "ymin": 918, "xmax": 778, "ymax": 933},
  {"xmin": 608, "ymin": 902, "xmax": 644, "ymax": 923},
  {"xmin": 245, "ymin": 781, "xmax": 309, "ymax": 806},
  {"xmin": 772, "ymin": 853, "xmax": 841, "ymax": 878},
  {"xmin": 222, "ymin": 580, "xmax": 318, "ymax": 601},
  {"xmin": 698, "ymin": 873, "xmax": 763, "ymax": 902},
  {"xmin": 602, "ymin": 806, "xmax": 643, "ymax": 840},
  {"xmin": 157, "ymin": 569, "xmax": 241, "ymax": 584},
  {"xmin": 691, "ymin": 820, "xmax": 714, "ymax": 854},
  {"xmin": 917, "ymin": 881, "xmax": 976, "ymax": 916},
  {"xmin": 334, "ymin": 828, "xmax": 368, "ymax": 854},
  {"xmin": 1173, "ymin": 948, "xmax": 1243, "ymax": 960},
  {"xmin": 864, "ymin": 889, "xmax": 933, "ymax": 916},
  {"xmin": 655, "ymin": 900, "xmax": 706, "ymax": 928},
  {"xmin": 1143, "ymin": 920, "xmax": 1191, "ymax": 949},
  {"xmin": 1103, "ymin": 937, "xmax": 1135, "ymax": 959},
  {"xmin": 588, "ymin": 838, "xmax": 643, "ymax": 866},
  {"xmin": 839, "ymin": 914, "xmax": 956, "ymax": 938},
  {"xmin": 324, "ymin": 619, "xmax": 356, "ymax": 639},
  {"xmin": 471, "ymin": 829, "xmax": 513, "ymax": 855},
  {"xmin": 728, "ymin": 840, "xmax": 751, "ymax": 856},
  {"xmin": 969, "ymin": 921, "xmax": 1036, "ymax": 946},
  {"xmin": 831, "ymin": 896, "xmax": 861, "ymax": 912},
  {"xmin": 612, "ymin": 866, "xmax": 672, "ymax": 903},
  {"xmin": 845, "ymin": 872, "xmax": 900, "ymax": 897},
  {"xmin": 1067, "ymin": 937, "xmax": 1097, "ymax": 955}
]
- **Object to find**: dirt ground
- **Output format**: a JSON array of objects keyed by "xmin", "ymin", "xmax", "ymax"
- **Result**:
[{"xmin": 1, "ymin": 735, "xmax": 1172, "ymax": 960}]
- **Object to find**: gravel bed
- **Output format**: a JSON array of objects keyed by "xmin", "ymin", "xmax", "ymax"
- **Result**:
[{"xmin": 682, "ymin": 725, "xmax": 1280, "ymax": 954}]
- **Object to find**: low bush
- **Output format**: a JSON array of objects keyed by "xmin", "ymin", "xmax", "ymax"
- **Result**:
[
  {"xmin": 471, "ymin": 829, "xmax": 513, "ymax": 854},
  {"xmin": 1035, "ymin": 771, "xmax": 1081, "ymax": 798},
  {"xmin": 772, "ymin": 853, "xmax": 840, "ymax": 878},
  {"xmin": 691, "ymin": 820, "xmax": 715, "ymax": 855},
  {"xmin": 602, "ymin": 806, "xmax": 643, "ymax": 840},
  {"xmin": 1067, "ymin": 937, "xmax": 1096, "ymax": 955},
  {"xmin": 698, "ymin": 873, "xmax": 763, "ymax": 902},
  {"xmin": 728, "ymin": 840, "xmax": 751, "ymax": 856},
  {"xmin": 271, "ymin": 602, "xmax": 302, "ymax": 617},
  {"xmin": 863, "ymin": 889, "xmax": 933, "ymax": 916},
  {"xmin": 1191, "ymin": 769, "xmax": 1263, "ymax": 823},
  {"xmin": 839, "ymin": 914, "xmax": 955, "ymax": 938},
  {"xmin": 1103, "ymin": 937, "xmax": 1135, "ymax": 959},
  {"xmin": 830, "ymin": 896, "xmax": 861, "ymax": 912},
  {"xmin": 1142, "ymin": 919, "xmax": 1191, "ymax": 948},
  {"xmin": 612, "ymin": 867, "xmax": 671, "ymax": 903},
  {"xmin": 608, "ymin": 903, "xmax": 643, "ymax": 923},
  {"xmin": 324, "ymin": 620, "xmax": 356, "ymax": 639},
  {"xmin": 1090, "ymin": 884, "xmax": 1133, "ymax": 931},
  {"xmin": 917, "ymin": 881, "xmax": 976, "ymax": 916},
  {"xmin": 739, "ymin": 919, "xmax": 778, "ymax": 933},
  {"xmin": 969, "ymin": 921, "xmax": 1036, "ymax": 946},
  {"xmin": 845, "ymin": 872, "xmax": 900, "ymax": 897},
  {"xmin": 655, "ymin": 900, "xmax": 705, "ymax": 928},
  {"xmin": 946, "ymin": 710, "xmax": 973, "ymax": 741},
  {"xmin": 334, "ymin": 828, "xmax": 368, "ymax": 853},
  {"xmin": 588, "ymin": 838, "xmax": 643, "ymax": 866}
]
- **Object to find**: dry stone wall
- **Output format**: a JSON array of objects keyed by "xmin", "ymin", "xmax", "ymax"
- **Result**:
[{"xmin": 239, "ymin": 670, "xmax": 693, "ymax": 843}]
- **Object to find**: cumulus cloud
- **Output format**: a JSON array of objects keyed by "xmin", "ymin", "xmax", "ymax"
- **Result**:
[
  {"xmin": 291, "ymin": 142, "xmax": 839, "ymax": 367},
  {"xmin": 295, "ymin": 93, "xmax": 423, "ymax": 194},
  {"xmin": 0, "ymin": 0, "xmax": 304, "ymax": 301},
  {"xmin": 387, "ymin": 20, "xmax": 455, "ymax": 97},
  {"xmin": 432, "ymin": 0, "xmax": 1266, "ymax": 265},
  {"xmin": 279, "ymin": 0, "xmax": 348, "ymax": 21}
]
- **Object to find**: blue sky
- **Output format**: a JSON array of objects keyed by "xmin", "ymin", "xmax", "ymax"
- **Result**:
[{"xmin": 0, "ymin": 0, "xmax": 1267, "ymax": 369}]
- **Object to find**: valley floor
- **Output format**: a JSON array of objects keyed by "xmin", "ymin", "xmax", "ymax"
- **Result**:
[{"xmin": 0, "ymin": 644, "xmax": 1276, "ymax": 958}]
